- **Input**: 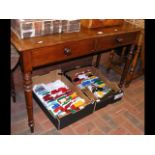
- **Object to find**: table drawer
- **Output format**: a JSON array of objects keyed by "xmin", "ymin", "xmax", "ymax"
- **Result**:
[
  {"xmin": 95, "ymin": 32, "xmax": 138, "ymax": 51},
  {"xmin": 31, "ymin": 39, "xmax": 94, "ymax": 67}
]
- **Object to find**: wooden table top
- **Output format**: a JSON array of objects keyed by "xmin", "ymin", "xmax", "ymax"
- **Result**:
[{"xmin": 11, "ymin": 22, "xmax": 141, "ymax": 52}]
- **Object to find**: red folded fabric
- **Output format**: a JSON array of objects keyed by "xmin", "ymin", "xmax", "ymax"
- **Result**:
[
  {"xmin": 51, "ymin": 87, "xmax": 68, "ymax": 95},
  {"xmin": 54, "ymin": 106, "xmax": 65, "ymax": 113},
  {"xmin": 43, "ymin": 94, "xmax": 53, "ymax": 101}
]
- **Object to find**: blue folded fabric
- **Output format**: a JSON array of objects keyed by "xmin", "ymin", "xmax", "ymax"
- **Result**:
[
  {"xmin": 51, "ymin": 103, "xmax": 60, "ymax": 109},
  {"xmin": 82, "ymin": 80, "xmax": 91, "ymax": 87},
  {"xmin": 35, "ymin": 86, "xmax": 45, "ymax": 93},
  {"xmin": 38, "ymin": 90, "xmax": 49, "ymax": 96},
  {"xmin": 90, "ymin": 77, "xmax": 99, "ymax": 83}
]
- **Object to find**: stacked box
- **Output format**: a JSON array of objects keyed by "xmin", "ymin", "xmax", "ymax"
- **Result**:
[
  {"xmin": 11, "ymin": 19, "xmax": 81, "ymax": 39},
  {"xmin": 53, "ymin": 20, "xmax": 62, "ymax": 34},
  {"xmin": 61, "ymin": 20, "xmax": 81, "ymax": 33},
  {"xmin": 61, "ymin": 20, "xmax": 68, "ymax": 33},
  {"xmin": 11, "ymin": 19, "xmax": 34, "ymax": 39},
  {"xmin": 11, "ymin": 19, "xmax": 51, "ymax": 39}
]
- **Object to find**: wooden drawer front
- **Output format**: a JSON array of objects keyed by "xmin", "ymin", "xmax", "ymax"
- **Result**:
[
  {"xmin": 31, "ymin": 39, "xmax": 94, "ymax": 67},
  {"xmin": 96, "ymin": 32, "xmax": 138, "ymax": 51}
]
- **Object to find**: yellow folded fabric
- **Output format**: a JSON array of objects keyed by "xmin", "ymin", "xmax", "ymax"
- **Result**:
[
  {"xmin": 70, "ymin": 92, "xmax": 77, "ymax": 99},
  {"xmin": 98, "ymin": 83, "xmax": 106, "ymax": 88},
  {"xmin": 95, "ymin": 91, "xmax": 104, "ymax": 98},
  {"xmin": 89, "ymin": 76, "xmax": 97, "ymax": 79},
  {"xmin": 74, "ymin": 100, "xmax": 85, "ymax": 108}
]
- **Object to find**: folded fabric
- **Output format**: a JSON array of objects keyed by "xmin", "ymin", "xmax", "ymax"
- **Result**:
[
  {"xmin": 33, "ymin": 80, "xmax": 86, "ymax": 118},
  {"xmin": 73, "ymin": 71, "xmax": 111, "ymax": 99}
]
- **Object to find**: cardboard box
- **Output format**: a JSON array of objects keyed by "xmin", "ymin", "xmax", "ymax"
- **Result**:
[
  {"xmin": 80, "ymin": 19, "xmax": 124, "ymax": 28},
  {"xmin": 65, "ymin": 66, "xmax": 123, "ymax": 111},
  {"xmin": 32, "ymin": 69, "xmax": 94, "ymax": 129}
]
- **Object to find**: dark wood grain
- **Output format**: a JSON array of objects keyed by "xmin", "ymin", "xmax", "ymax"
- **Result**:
[
  {"xmin": 11, "ymin": 22, "xmax": 141, "ymax": 52},
  {"xmin": 95, "ymin": 32, "xmax": 138, "ymax": 51},
  {"xmin": 31, "ymin": 39, "xmax": 94, "ymax": 67}
]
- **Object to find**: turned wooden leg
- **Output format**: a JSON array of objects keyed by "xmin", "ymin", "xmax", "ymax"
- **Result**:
[
  {"xmin": 23, "ymin": 72, "xmax": 34, "ymax": 133},
  {"xmin": 11, "ymin": 72, "xmax": 16, "ymax": 103},
  {"xmin": 106, "ymin": 50, "xmax": 115, "ymax": 73},
  {"xmin": 95, "ymin": 53, "xmax": 102, "ymax": 68},
  {"xmin": 125, "ymin": 45, "xmax": 141, "ymax": 87},
  {"xmin": 120, "ymin": 47, "xmax": 126, "ymax": 63},
  {"xmin": 118, "ymin": 44, "xmax": 135, "ymax": 88},
  {"xmin": 125, "ymin": 31, "xmax": 144, "ymax": 87}
]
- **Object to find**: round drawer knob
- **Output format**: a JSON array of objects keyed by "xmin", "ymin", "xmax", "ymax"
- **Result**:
[
  {"xmin": 64, "ymin": 48, "xmax": 71, "ymax": 56},
  {"xmin": 116, "ymin": 38, "xmax": 124, "ymax": 43}
]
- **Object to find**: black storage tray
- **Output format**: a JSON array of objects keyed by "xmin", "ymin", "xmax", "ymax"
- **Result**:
[
  {"xmin": 65, "ymin": 66, "xmax": 123, "ymax": 111},
  {"xmin": 32, "ymin": 70, "xmax": 94, "ymax": 130},
  {"xmin": 33, "ymin": 93, "xmax": 94, "ymax": 129},
  {"xmin": 94, "ymin": 90, "xmax": 123, "ymax": 111}
]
